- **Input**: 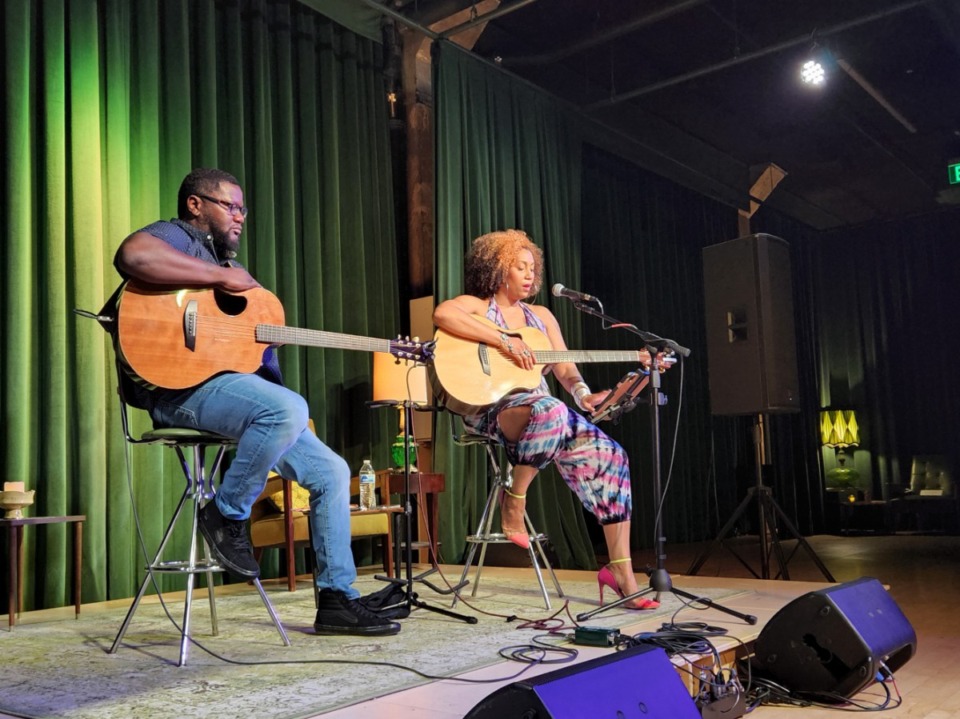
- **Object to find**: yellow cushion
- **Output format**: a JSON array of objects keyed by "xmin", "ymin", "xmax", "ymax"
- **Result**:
[
  {"xmin": 349, "ymin": 512, "xmax": 390, "ymax": 536},
  {"xmin": 268, "ymin": 481, "xmax": 312, "ymax": 511},
  {"xmin": 250, "ymin": 509, "xmax": 390, "ymax": 548}
]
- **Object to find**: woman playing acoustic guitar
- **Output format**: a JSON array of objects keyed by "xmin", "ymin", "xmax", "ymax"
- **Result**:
[{"xmin": 433, "ymin": 229, "xmax": 658, "ymax": 610}]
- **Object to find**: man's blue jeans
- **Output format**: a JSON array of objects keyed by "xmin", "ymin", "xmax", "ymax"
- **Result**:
[{"xmin": 148, "ymin": 373, "xmax": 359, "ymax": 597}]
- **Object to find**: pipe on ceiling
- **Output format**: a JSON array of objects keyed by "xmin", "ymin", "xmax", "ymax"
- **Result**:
[
  {"xmin": 502, "ymin": 0, "xmax": 710, "ymax": 67},
  {"xmin": 584, "ymin": 0, "xmax": 935, "ymax": 111}
]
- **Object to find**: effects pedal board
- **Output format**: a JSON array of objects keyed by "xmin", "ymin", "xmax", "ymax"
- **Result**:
[{"xmin": 573, "ymin": 626, "xmax": 620, "ymax": 647}]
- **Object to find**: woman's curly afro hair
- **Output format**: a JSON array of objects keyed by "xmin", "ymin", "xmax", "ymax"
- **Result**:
[{"xmin": 464, "ymin": 229, "xmax": 544, "ymax": 299}]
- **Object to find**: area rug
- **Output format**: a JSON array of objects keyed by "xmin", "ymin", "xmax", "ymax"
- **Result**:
[{"xmin": 1, "ymin": 573, "xmax": 750, "ymax": 719}]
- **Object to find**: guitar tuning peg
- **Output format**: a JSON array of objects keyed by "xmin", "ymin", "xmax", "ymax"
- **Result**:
[{"xmin": 412, "ymin": 336, "xmax": 420, "ymax": 343}]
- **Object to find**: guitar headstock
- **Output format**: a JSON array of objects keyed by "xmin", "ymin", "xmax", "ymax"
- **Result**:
[{"xmin": 390, "ymin": 336, "xmax": 435, "ymax": 363}]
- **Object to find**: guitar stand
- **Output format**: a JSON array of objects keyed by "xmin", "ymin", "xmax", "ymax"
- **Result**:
[
  {"xmin": 576, "ymin": 348, "xmax": 756, "ymax": 626},
  {"xmin": 368, "ymin": 398, "xmax": 476, "ymax": 625},
  {"xmin": 685, "ymin": 415, "xmax": 835, "ymax": 582}
]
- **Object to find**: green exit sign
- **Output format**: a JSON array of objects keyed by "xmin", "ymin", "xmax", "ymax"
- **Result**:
[{"xmin": 950, "ymin": 162, "xmax": 960, "ymax": 185}]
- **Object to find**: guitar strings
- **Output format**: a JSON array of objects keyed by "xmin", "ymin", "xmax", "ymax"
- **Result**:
[{"xmin": 194, "ymin": 316, "xmax": 394, "ymax": 351}]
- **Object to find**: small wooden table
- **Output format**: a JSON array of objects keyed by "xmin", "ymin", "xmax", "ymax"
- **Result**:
[
  {"xmin": 351, "ymin": 471, "xmax": 445, "ymax": 563},
  {"xmin": 2, "ymin": 515, "xmax": 85, "ymax": 629},
  {"xmin": 385, "ymin": 471, "xmax": 445, "ymax": 564}
]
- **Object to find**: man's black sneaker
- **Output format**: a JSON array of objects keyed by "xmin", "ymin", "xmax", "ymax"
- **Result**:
[
  {"xmin": 198, "ymin": 501, "xmax": 260, "ymax": 578},
  {"xmin": 314, "ymin": 589, "xmax": 402, "ymax": 636}
]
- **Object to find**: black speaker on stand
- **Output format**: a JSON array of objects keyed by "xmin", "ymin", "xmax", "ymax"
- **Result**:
[
  {"xmin": 688, "ymin": 234, "xmax": 834, "ymax": 582},
  {"xmin": 753, "ymin": 577, "xmax": 917, "ymax": 699},
  {"xmin": 701, "ymin": 233, "xmax": 800, "ymax": 416}
]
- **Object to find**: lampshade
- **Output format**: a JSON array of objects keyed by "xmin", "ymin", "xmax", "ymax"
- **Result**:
[
  {"xmin": 820, "ymin": 410, "xmax": 860, "ymax": 448},
  {"xmin": 372, "ymin": 353, "xmax": 428, "ymax": 405}
]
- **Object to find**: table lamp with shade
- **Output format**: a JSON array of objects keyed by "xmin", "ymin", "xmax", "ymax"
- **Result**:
[
  {"xmin": 372, "ymin": 352, "xmax": 429, "ymax": 471},
  {"xmin": 820, "ymin": 409, "xmax": 861, "ymax": 493}
]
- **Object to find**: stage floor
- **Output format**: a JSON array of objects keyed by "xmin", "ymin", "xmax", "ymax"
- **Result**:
[{"xmin": 4, "ymin": 534, "xmax": 955, "ymax": 718}]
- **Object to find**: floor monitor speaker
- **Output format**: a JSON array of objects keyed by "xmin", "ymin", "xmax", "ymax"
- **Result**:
[
  {"xmin": 702, "ymin": 233, "xmax": 800, "ymax": 415},
  {"xmin": 753, "ymin": 577, "xmax": 917, "ymax": 699},
  {"xmin": 464, "ymin": 644, "xmax": 700, "ymax": 718}
]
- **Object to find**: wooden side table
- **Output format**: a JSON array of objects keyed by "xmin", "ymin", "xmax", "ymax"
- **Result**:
[
  {"xmin": 351, "ymin": 471, "xmax": 446, "ymax": 564},
  {"xmin": 2, "ymin": 515, "xmax": 85, "ymax": 629},
  {"xmin": 383, "ymin": 471, "xmax": 445, "ymax": 564}
]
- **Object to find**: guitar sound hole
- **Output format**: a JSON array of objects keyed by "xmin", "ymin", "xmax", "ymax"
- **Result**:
[{"xmin": 214, "ymin": 289, "xmax": 249, "ymax": 316}]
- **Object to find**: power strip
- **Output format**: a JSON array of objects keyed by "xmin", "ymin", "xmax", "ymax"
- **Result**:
[
  {"xmin": 696, "ymin": 668, "xmax": 745, "ymax": 719},
  {"xmin": 700, "ymin": 693, "xmax": 745, "ymax": 719}
]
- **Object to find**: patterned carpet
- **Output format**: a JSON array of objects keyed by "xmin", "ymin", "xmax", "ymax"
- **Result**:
[{"xmin": 2, "ymin": 572, "xmax": 748, "ymax": 719}]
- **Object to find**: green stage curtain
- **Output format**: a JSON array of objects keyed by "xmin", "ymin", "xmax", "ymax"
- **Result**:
[
  {"xmin": 432, "ymin": 42, "xmax": 597, "ymax": 570},
  {"xmin": 1, "ymin": 0, "xmax": 399, "ymax": 610},
  {"xmin": 579, "ymin": 145, "xmax": 749, "ymax": 548}
]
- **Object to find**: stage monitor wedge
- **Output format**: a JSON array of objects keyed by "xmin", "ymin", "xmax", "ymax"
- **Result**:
[
  {"xmin": 702, "ymin": 233, "xmax": 800, "ymax": 415},
  {"xmin": 464, "ymin": 644, "xmax": 701, "ymax": 718},
  {"xmin": 753, "ymin": 577, "xmax": 917, "ymax": 699}
]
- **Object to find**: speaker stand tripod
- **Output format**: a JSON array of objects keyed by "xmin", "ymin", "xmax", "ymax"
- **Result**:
[
  {"xmin": 369, "ymin": 398, "xmax": 476, "ymax": 624},
  {"xmin": 686, "ymin": 414, "xmax": 835, "ymax": 582},
  {"xmin": 576, "ymin": 347, "xmax": 757, "ymax": 625}
]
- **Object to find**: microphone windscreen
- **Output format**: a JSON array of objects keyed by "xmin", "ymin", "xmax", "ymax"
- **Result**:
[{"xmin": 551, "ymin": 283, "xmax": 565, "ymax": 297}]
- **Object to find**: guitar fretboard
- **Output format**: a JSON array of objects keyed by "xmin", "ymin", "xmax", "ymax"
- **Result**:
[
  {"xmin": 532, "ymin": 350, "xmax": 645, "ymax": 365},
  {"xmin": 257, "ymin": 324, "xmax": 392, "ymax": 353}
]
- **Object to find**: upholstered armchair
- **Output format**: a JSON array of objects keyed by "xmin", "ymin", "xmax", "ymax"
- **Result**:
[{"xmin": 889, "ymin": 455, "xmax": 958, "ymax": 533}]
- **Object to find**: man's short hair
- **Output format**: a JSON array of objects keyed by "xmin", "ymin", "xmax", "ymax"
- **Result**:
[{"xmin": 177, "ymin": 168, "xmax": 241, "ymax": 219}]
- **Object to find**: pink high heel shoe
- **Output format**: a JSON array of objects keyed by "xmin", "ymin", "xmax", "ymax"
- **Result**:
[
  {"xmin": 499, "ymin": 487, "xmax": 530, "ymax": 549},
  {"xmin": 597, "ymin": 560, "xmax": 659, "ymax": 610}
]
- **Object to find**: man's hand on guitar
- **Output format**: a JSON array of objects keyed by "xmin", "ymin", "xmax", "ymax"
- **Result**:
[{"xmin": 218, "ymin": 266, "xmax": 261, "ymax": 292}]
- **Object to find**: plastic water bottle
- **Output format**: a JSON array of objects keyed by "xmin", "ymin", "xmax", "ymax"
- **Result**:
[{"xmin": 359, "ymin": 459, "xmax": 377, "ymax": 510}]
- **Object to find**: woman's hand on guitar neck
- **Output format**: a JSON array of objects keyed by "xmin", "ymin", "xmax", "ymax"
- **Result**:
[{"xmin": 640, "ymin": 349, "xmax": 676, "ymax": 372}]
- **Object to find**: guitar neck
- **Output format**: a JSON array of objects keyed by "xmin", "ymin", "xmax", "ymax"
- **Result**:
[
  {"xmin": 257, "ymin": 324, "xmax": 393, "ymax": 353},
  {"xmin": 534, "ymin": 350, "xmax": 645, "ymax": 365}
]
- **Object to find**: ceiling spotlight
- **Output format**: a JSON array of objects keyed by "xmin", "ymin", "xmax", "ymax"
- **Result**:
[{"xmin": 801, "ymin": 59, "xmax": 826, "ymax": 86}]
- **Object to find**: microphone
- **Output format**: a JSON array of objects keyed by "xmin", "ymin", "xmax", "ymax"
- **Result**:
[{"xmin": 551, "ymin": 283, "xmax": 597, "ymax": 302}]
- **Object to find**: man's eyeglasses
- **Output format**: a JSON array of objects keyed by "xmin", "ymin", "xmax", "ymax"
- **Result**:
[{"xmin": 196, "ymin": 194, "xmax": 248, "ymax": 218}]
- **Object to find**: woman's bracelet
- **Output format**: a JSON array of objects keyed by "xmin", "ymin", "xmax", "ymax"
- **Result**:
[
  {"xmin": 571, "ymin": 381, "xmax": 591, "ymax": 410},
  {"xmin": 499, "ymin": 332, "xmax": 514, "ymax": 353}
]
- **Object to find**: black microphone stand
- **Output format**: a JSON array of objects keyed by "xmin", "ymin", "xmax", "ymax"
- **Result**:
[
  {"xmin": 564, "ymin": 300, "xmax": 756, "ymax": 625},
  {"xmin": 367, "ymin": 394, "xmax": 476, "ymax": 624}
]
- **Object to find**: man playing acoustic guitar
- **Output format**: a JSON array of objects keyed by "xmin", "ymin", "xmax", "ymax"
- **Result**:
[{"xmin": 113, "ymin": 168, "xmax": 401, "ymax": 636}]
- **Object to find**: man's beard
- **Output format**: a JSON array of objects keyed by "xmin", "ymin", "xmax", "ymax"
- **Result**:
[{"xmin": 211, "ymin": 232, "xmax": 239, "ymax": 260}]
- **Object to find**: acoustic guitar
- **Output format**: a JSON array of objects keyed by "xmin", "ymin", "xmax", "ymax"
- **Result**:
[
  {"xmin": 115, "ymin": 281, "xmax": 431, "ymax": 390},
  {"xmin": 429, "ymin": 315, "xmax": 671, "ymax": 415}
]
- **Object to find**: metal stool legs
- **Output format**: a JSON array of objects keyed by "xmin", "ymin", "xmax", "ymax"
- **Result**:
[
  {"xmin": 452, "ymin": 443, "xmax": 563, "ymax": 610},
  {"xmin": 110, "ymin": 440, "xmax": 290, "ymax": 666}
]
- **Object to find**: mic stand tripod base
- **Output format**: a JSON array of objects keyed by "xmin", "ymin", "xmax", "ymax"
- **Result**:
[
  {"xmin": 375, "ymin": 566, "xmax": 468, "ymax": 597},
  {"xmin": 369, "ymin": 399, "xmax": 477, "ymax": 625},
  {"xmin": 575, "ymin": 567, "xmax": 757, "ymax": 625}
]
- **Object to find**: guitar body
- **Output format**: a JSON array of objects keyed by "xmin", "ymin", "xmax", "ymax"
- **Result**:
[
  {"xmin": 429, "ymin": 316, "xmax": 553, "ymax": 415},
  {"xmin": 117, "ymin": 282, "xmax": 285, "ymax": 389}
]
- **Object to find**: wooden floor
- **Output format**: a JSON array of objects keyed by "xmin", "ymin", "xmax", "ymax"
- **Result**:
[{"xmin": 4, "ymin": 533, "xmax": 958, "ymax": 718}]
